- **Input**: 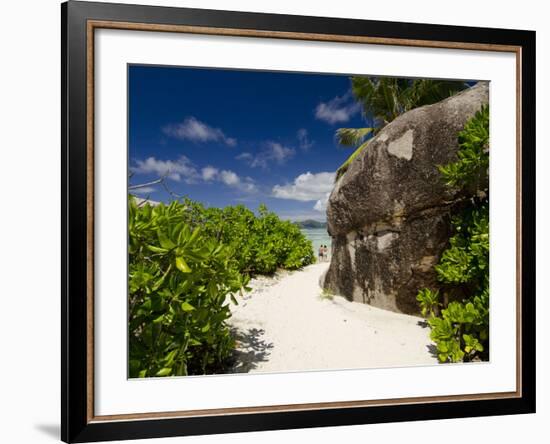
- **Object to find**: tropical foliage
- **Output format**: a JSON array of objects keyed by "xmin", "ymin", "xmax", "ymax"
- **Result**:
[
  {"xmin": 335, "ymin": 77, "xmax": 468, "ymax": 180},
  {"xmin": 417, "ymin": 105, "xmax": 490, "ymax": 363},
  {"xmin": 128, "ymin": 198, "xmax": 315, "ymax": 377},
  {"xmin": 438, "ymin": 104, "xmax": 490, "ymax": 190},
  {"xmin": 177, "ymin": 200, "xmax": 315, "ymax": 274}
]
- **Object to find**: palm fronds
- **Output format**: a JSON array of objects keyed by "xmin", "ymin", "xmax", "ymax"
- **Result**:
[
  {"xmin": 336, "ymin": 127, "xmax": 374, "ymax": 147},
  {"xmin": 403, "ymin": 79, "xmax": 467, "ymax": 109},
  {"xmin": 335, "ymin": 140, "xmax": 370, "ymax": 182},
  {"xmin": 334, "ymin": 78, "xmax": 469, "ymax": 181}
]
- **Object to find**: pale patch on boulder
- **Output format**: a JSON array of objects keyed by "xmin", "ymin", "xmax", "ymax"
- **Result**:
[
  {"xmin": 387, "ymin": 129, "xmax": 414, "ymax": 160},
  {"xmin": 346, "ymin": 232, "xmax": 357, "ymax": 272},
  {"xmin": 416, "ymin": 255, "xmax": 438, "ymax": 272},
  {"xmin": 377, "ymin": 232, "xmax": 398, "ymax": 250}
]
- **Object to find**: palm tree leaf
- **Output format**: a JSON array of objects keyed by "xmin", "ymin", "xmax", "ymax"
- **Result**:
[
  {"xmin": 336, "ymin": 127, "xmax": 374, "ymax": 147},
  {"xmin": 406, "ymin": 80, "xmax": 467, "ymax": 110},
  {"xmin": 335, "ymin": 139, "xmax": 371, "ymax": 181},
  {"xmin": 334, "ymin": 76, "xmax": 469, "ymax": 181}
]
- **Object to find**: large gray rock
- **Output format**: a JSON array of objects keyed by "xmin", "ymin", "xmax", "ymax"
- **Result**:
[{"xmin": 322, "ymin": 83, "xmax": 489, "ymax": 315}]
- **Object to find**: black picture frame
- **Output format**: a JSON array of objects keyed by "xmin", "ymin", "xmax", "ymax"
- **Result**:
[{"xmin": 61, "ymin": 1, "xmax": 536, "ymax": 442}]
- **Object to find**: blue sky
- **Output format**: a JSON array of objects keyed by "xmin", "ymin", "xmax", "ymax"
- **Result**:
[{"xmin": 129, "ymin": 65, "xmax": 369, "ymax": 221}]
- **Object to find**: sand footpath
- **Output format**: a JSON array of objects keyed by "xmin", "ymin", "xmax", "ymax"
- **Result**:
[{"xmin": 227, "ymin": 263, "xmax": 437, "ymax": 373}]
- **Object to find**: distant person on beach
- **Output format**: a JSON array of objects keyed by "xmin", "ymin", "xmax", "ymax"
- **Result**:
[
  {"xmin": 318, "ymin": 245, "xmax": 324, "ymax": 262},
  {"xmin": 323, "ymin": 245, "xmax": 329, "ymax": 261}
]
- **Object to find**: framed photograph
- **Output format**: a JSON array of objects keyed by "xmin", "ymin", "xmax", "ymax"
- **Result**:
[{"xmin": 61, "ymin": 1, "xmax": 536, "ymax": 442}]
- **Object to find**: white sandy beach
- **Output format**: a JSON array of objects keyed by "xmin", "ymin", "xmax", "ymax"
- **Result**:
[{"xmin": 227, "ymin": 263, "xmax": 438, "ymax": 373}]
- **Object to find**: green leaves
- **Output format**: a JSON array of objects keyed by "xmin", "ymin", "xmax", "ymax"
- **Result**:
[
  {"xmin": 128, "ymin": 198, "xmax": 244, "ymax": 378},
  {"xmin": 147, "ymin": 244, "xmax": 169, "ymax": 254},
  {"xmin": 336, "ymin": 127, "xmax": 374, "ymax": 147},
  {"xmin": 416, "ymin": 288, "xmax": 440, "ymax": 318},
  {"xmin": 428, "ymin": 317, "xmax": 455, "ymax": 343},
  {"xmin": 439, "ymin": 105, "xmax": 489, "ymax": 189},
  {"xmin": 463, "ymin": 334, "xmax": 484, "ymax": 354},
  {"xmin": 335, "ymin": 142, "xmax": 371, "ymax": 182},
  {"xmin": 180, "ymin": 301, "xmax": 195, "ymax": 312},
  {"xmin": 435, "ymin": 205, "xmax": 489, "ymax": 286},
  {"xmin": 175, "ymin": 257, "xmax": 191, "ymax": 273},
  {"xmin": 334, "ymin": 127, "xmax": 375, "ymax": 181},
  {"xmin": 435, "ymin": 338, "xmax": 465, "ymax": 363},
  {"xmin": 186, "ymin": 201, "xmax": 315, "ymax": 274},
  {"xmin": 417, "ymin": 107, "xmax": 490, "ymax": 364},
  {"xmin": 157, "ymin": 230, "xmax": 176, "ymax": 250},
  {"xmin": 155, "ymin": 367, "xmax": 172, "ymax": 377},
  {"xmin": 128, "ymin": 196, "xmax": 314, "ymax": 378}
]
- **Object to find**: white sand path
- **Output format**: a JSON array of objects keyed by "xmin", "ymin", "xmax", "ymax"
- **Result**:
[{"xmin": 228, "ymin": 263, "xmax": 437, "ymax": 373}]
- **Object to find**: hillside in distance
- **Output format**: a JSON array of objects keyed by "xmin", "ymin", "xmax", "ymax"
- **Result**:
[{"xmin": 294, "ymin": 220, "xmax": 327, "ymax": 229}]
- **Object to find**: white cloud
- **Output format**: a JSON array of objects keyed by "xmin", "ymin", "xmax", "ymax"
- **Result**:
[
  {"xmin": 240, "ymin": 179, "xmax": 258, "ymax": 193},
  {"xmin": 131, "ymin": 157, "xmax": 255, "ymax": 193},
  {"xmin": 163, "ymin": 116, "xmax": 237, "ymax": 146},
  {"xmin": 297, "ymin": 128, "xmax": 313, "ymax": 151},
  {"xmin": 272, "ymin": 172, "xmax": 335, "ymax": 202},
  {"xmin": 130, "ymin": 156, "xmax": 199, "ymax": 183},
  {"xmin": 200, "ymin": 166, "xmax": 257, "ymax": 193},
  {"xmin": 219, "ymin": 170, "xmax": 240, "ymax": 186},
  {"xmin": 267, "ymin": 142, "xmax": 294, "ymax": 163},
  {"xmin": 238, "ymin": 141, "xmax": 295, "ymax": 169},
  {"xmin": 201, "ymin": 166, "xmax": 219, "ymax": 181},
  {"xmin": 236, "ymin": 152, "xmax": 253, "ymax": 161},
  {"xmin": 131, "ymin": 186, "xmax": 157, "ymax": 195},
  {"xmin": 313, "ymin": 192, "xmax": 331, "ymax": 212},
  {"xmin": 315, "ymin": 93, "xmax": 360, "ymax": 124},
  {"xmin": 219, "ymin": 170, "xmax": 257, "ymax": 193}
]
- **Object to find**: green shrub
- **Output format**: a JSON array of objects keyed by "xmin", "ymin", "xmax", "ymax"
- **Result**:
[
  {"xmin": 418, "ymin": 105, "xmax": 489, "ymax": 363},
  {"xmin": 416, "ymin": 288, "xmax": 441, "ymax": 318},
  {"xmin": 178, "ymin": 201, "xmax": 315, "ymax": 274},
  {"xmin": 438, "ymin": 105, "xmax": 489, "ymax": 189},
  {"xmin": 426, "ymin": 205, "xmax": 489, "ymax": 363},
  {"xmin": 128, "ymin": 198, "xmax": 315, "ymax": 377},
  {"xmin": 128, "ymin": 199, "xmax": 249, "ymax": 377}
]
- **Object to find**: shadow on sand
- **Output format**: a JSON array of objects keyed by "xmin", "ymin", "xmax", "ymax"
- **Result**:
[
  {"xmin": 417, "ymin": 319, "xmax": 429, "ymax": 329},
  {"xmin": 426, "ymin": 343, "xmax": 439, "ymax": 359},
  {"xmin": 417, "ymin": 320, "xmax": 439, "ymax": 359},
  {"xmin": 230, "ymin": 327, "xmax": 274, "ymax": 373},
  {"xmin": 416, "ymin": 320, "xmax": 439, "ymax": 359}
]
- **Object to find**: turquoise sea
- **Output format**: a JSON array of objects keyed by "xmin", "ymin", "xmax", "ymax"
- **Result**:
[{"xmin": 300, "ymin": 228, "xmax": 332, "ymax": 256}]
